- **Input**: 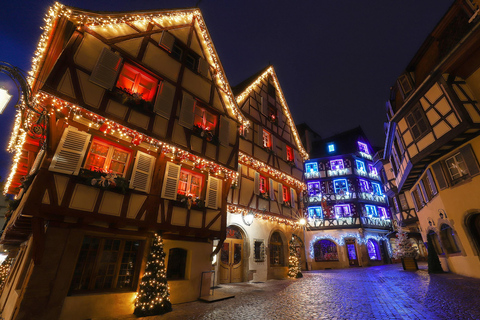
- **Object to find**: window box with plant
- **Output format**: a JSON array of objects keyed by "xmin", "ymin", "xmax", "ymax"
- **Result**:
[
  {"xmin": 175, "ymin": 169, "xmax": 205, "ymax": 209},
  {"xmin": 78, "ymin": 168, "xmax": 129, "ymax": 194}
]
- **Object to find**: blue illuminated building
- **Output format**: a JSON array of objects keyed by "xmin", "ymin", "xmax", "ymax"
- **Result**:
[{"xmin": 298, "ymin": 125, "xmax": 393, "ymax": 269}]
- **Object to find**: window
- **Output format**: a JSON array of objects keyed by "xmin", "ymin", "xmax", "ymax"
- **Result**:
[
  {"xmin": 116, "ymin": 63, "xmax": 158, "ymax": 102},
  {"xmin": 84, "ymin": 139, "xmax": 131, "ymax": 176},
  {"xmin": 305, "ymin": 162, "xmax": 318, "ymax": 174},
  {"xmin": 440, "ymin": 224, "xmax": 461, "ymax": 254},
  {"xmin": 372, "ymin": 183, "xmax": 382, "ymax": 196},
  {"xmin": 330, "ymin": 159, "xmax": 344, "ymax": 171},
  {"xmin": 334, "ymin": 204, "xmax": 351, "ymax": 218},
  {"xmin": 308, "ymin": 207, "xmax": 323, "ymax": 219},
  {"xmin": 424, "ymin": 169, "xmax": 438, "ymax": 199},
  {"xmin": 333, "ymin": 179, "xmax": 348, "ymax": 194},
  {"xmin": 358, "ymin": 141, "xmax": 369, "ymax": 155},
  {"xmin": 406, "ymin": 105, "xmax": 429, "ymax": 140},
  {"xmin": 178, "ymin": 169, "xmax": 203, "ymax": 198},
  {"xmin": 378, "ymin": 207, "xmax": 388, "ymax": 219},
  {"xmin": 445, "ymin": 152, "xmax": 468, "ymax": 181},
  {"xmin": 359, "ymin": 179, "xmax": 370, "ymax": 193},
  {"xmin": 411, "ymin": 187, "xmax": 425, "ymax": 211},
  {"xmin": 307, "ymin": 182, "xmax": 321, "ymax": 198},
  {"xmin": 194, "ymin": 104, "xmax": 217, "ymax": 131},
  {"xmin": 367, "ymin": 239, "xmax": 380, "ymax": 260},
  {"xmin": 268, "ymin": 105, "xmax": 277, "ymax": 122},
  {"xmin": 356, "ymin": 160, "xmax": 366, "ymax": 174},
  {"xmin": 262, "ymin": 130, "xmax": 272, "ymax": 149},
  {"xmin": 167, "ymin": 248, "xmax": 187, "ymax": 280},
  {"xmin": 282, "ymin": 185, "xmax": 290, "ymax": 203},
  {"xmin": 365, "ymin": 205, "xmax": 378, "ymax": 217},
  {"xmin": 270, "ymin": 232, "xmax": 284, "ymax": 266},
  {"xmin": 286, "ymin": 145, "xmax": 294, "ymax": 162},
  {"xmin": 171, "ymin": 42, "xmax": 183, "ymax": 60},
  {"xmin": 185, "ymin": 53, "xmax": 197, "ymax": 71},
  {"xmin": 254, "ymin": 240, "xmax": 265, "ymax": 262},
  {"xmin": 327, "ymin": 143, "xmax": 335, "ymax": 153},
  {"xmin": 70, "ymin": 236, "xmax": 142, "ymax": 293},
  {"xmin": 314, "ymin": 239, "xmax": 338, "ymax": 261},
  {"xmin": 267, "ymin": 82, "xmax": 276, "ymax": 98},
  {"xmin": 368, "ymin": 164, "xmax": 378, "ymax": 176},
  {"xmin": 259, "ymin": 175, "xmax": 268, "ymax": 194}
]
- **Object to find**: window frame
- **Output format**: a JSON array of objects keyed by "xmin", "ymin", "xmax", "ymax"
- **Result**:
[
  {"xmin": 167, "ymin": 248, "xmax": 188, "ymax": 280},
  {"xmin": 262, "ymin": 129, "xmax": 272, "ymax": 149},
  {"xmin": 308, "ymin": 206, "xmax": 323, "ymax": 219},
  {"xmin": 406, "ymin": 104, "xmax": 430, "ymax": 141},
  {"xmin": 314, "ymin": 239, "xmax": 338, "ymax": 262},
  {"xmin": 84, "ymin": 138, "xmax": 132, "ymax": 177},
  {"xmin": 116, "ymin": 62, "xmax": 159, "ymax": 102},
  {"xmin": 259, "ymin": 175, "xmax": 268, "ymax": 194},
  {"xmin": 440, "ymin": 224, "xmax": 461, "ymax": 254},
  {"xmin": 333, "ymin": 179, "xmax": 348, "ymax": 194},
  {"xmin": 193, "ymin": 103, "xmax": 218, "ymax": 133},
  {"xmin": 177, "ymin": 168, "xmax": 204, "ymax": 198},
  {"xmin": 372, "ymin": 182, "xmax": 382, "ymax": 196},
  {"xmin": 282, "ymin": 185, "xmax": 290, "ymax": 203},
  {"xmin": 269, "ymin": 232, "xmax": 284, "ymax": 266},
  {"xmin": 305, "ymin": 162, "xmax": 318, "ymax": 173},
  {"xmin": 286, "ymin": 145, "xmax": 294, "ymax": 162},
  {"xmin": 356, "ymin": 160, "xmax": 366, "ymax": 174},
  {"xmin": 358, "ymin": 141, "xmax": 369, "ymax": 155},
  {"xmin": 330, "ymin": 159, "xmax": 344, "ymax": 171},
  {"xmin": 334, "ymin": 204, "xmax": 351, "ymax": 218},
  {"xmin": 445, "ymin": 152, "xmax": 468, "ymax": 182}
]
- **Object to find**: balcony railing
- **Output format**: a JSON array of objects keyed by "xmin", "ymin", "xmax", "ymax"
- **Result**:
[
  {"xmin": 308, "ymin": 216, "xmax": 361, "ymax": 229},
  {"xmin": 327, "ymin": 168, "xmax": 352, "ymax": 177},
  {"xmin": 361, "ymin": 216, "xmax": 392, "ymax": 228}
]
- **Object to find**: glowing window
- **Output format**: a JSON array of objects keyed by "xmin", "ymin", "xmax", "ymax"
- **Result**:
[
  {"xmin": 327, "ymin": 143, "xmax": 335, "ymax": 153},
  {"xmin": 372, "ymin": 183, "xmax": 382, "ymax": 196},
  {"xmin": 368, "ymin": 164, "xmax": 378, "ymax": 176},
  {"xmin": 116, "ymin": 63, "xmax": 158, "ymax": 102},
  {"xmin": 262, "ymin": 130, "xmax": 272, "ymax": 149},
  {"xmin": 286, "ymin": 146, "xmax": 294, "ymax": 161},
  {"xmin": 308, "ymin": 182, "xmax": 321, "ymax": 197},
  {"xmin": 334, "ymin": 204, "xmax": 351, "ymax": 217},
  {"xmin": 330, "ymin": 159, "xmax": 344, "ymax": 171},
  {"xmin": 305, "ymin": 162, "xmax": 318, "ymax": 173},
  {"xmin": 194, "ymin": 105, "xmax": 217, "ymax": 131},
  {"xmin": 356, "ymin": 160, "xmax": 366, "ymax": 173},
  {"xmin": 85, "ymin": 139, "xmax": 131, "ymax": 177},
  {"xmin": 359, "ymin": 179, "xmax": 370, "ymax": 192},
  {"xmin": 378, "ymin": 207, "xmax": 388, "ymax": 219},
  {"xmin": 282, "ymin": 185, "xmax": 290, "ymax": 202},
  {"xmin": 365, "ymin": 205, "xmax": 378, "ymax": 217},
  {"xmin": 333, "ymin": 179, "xmax": 348, "ymax": 194},
  {"xmin": 259, "ymin": 175, "xmax": 268, "ymax": 193},
  {"xmin": 367, "ymin": 239, "xmax": 380, "ymax": 260},
  {"xmin": 358, "ymin": 141, "xmax": 369, "ymax": 154},
  {"xmin": 314, "ymin": 239, "xmax": 338, "ymax": 261},
  {"xmin": 178, "ymin": 169, "xmax": 203, "ymax": 198},
  {"xmin": 308, "ymin": 207, "xmax": 323, "ymax": 219}
]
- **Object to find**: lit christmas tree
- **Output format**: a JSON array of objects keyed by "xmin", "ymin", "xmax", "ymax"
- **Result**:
[
  {"xmin": 0, "ymin": 257, "xmax": 14, "ymax": 292},
  {"xmin": 287, "ymin": 239, "xmax": 303, "ymax": 279},
  {"xmin": 134, "ymin": 232, "xmax": 172, "ymax": 317},
  {"xmin": 392, "ymin": 226, "xmax": 418, "ymax": 259}
]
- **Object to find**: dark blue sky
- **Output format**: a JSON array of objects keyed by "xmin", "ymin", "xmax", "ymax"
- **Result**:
[{"xmin": 0, "ymin": 0, "xmax": 453, "ymax": 181}]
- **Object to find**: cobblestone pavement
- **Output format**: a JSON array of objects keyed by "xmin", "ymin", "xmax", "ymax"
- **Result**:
[{"xmin": 110, "ymin": 263, "xmax": 480, "ymax": 320}]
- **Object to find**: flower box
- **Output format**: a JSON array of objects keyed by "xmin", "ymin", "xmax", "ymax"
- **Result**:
[{"xmin": 77, "ymin": 169, "xmax": 129, "ymax": 194}]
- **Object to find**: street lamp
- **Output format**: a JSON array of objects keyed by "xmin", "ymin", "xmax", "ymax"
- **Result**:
[
  {"xmin": 242, "ymin": 211, "xmax": 255, "ymax": 226},
  {"xmin": 0, "ymin": 88, "xmax": 12, "ymax": 114}
]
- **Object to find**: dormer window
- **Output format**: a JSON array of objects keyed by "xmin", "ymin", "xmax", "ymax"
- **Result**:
[
  {"xmin": 358, "ymin": 141, "xmax": 369, "ymax": 155},
  {"xmin": 327, "ymin": 143, "xmax": 335, "ymax": 153},
  {"xmin": 116, "ymin": 63, "xmax": 158, "ymax": 102}
]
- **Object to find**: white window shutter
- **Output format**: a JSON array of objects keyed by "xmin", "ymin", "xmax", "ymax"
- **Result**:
[
  {"xmin": 257, "ymin": 126, "xmax": 264, "ymax": 146},
  {"xmin": 269, "ymin": 178, "xmax": 275, "ymax": 200},
  {"xmin": 89, "ymin": 48, "xmax": 122, "ymax": 90},
  {"xmin": 197, "ymin": 57, "xmax": 210, "ymax": 77},
  {"xmin": 49, "ymin": 126, "xmax": 91, "ymax": 175},
  {"xmin": 206, "ymin": 176, "xmax": 221, "ymax": 209},
  {"xmin": 161, "ymin": 162, "xmax": 181, "ymax": 200},
  {"xmin": 219, "ymin": 116, "xmax": 230, "ymax": 147},
  {"xmin": 129, "ymin": 151, "xmax": 155, "ymax": 193},
  {"xmin": 290, "ymin": 188, "xmax": 296, "ymax": 209},
  {"xmin": 159, "ymin": 31, "xmax": 175, "ymax": 52},
  {"xmin": 154, "ymin": 81, "xmax": 176, "ymax": 119},
  {"xmin": 278, "ymin": 183, "xmax": 283, "ymax": 203},
  {"xmin": 254, "ymin": 171, "xmax": 260, "ymax": 195},
  {"xmin": 179, "ymin": 92, "xmax": 195, "ymax": 129}
]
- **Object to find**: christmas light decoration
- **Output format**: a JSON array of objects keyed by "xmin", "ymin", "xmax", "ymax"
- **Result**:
[
  {"xmin": 0, "ymin": 257, "xmax": 14, "ymax": 291},
  {"xmin": 134, "ymin": 232, "xmax": 172, "ymax": 317},
  {"xmin": 287, "ymin": 238, "xmax": 303, "ymax": 279},
  {"xmin": 228, "ymin": 205, "xmax": 302, "ymax": 229},
  {"xmin": 308, "ymin": 233, "xmax": 389, "ymax": 258},
  {"xmin": 392, "ymin": 226, "xmax": 418, "ymax": 259},
  {"xmin": 235, "ymin": 67, "xmax": 309, "ymax": 160},
  {"xmin": 238, "ymin": 152, "xmax": 306, "ymax": 191}
]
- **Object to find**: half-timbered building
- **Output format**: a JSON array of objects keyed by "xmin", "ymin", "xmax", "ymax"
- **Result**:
[
  {"xmin": 217, "ymin": 66, "xmax": 308, "ymax": 283},
  {"xmin": 300, "ymin": 126, "xmax": 392, "ymax": 269},
  {"xmin": 384, "ymin": 0, "xmax": 480, "ymax": 278},
  {"xmin": 0, "ymin": 4, "xmax": 246, "ymax": 319}
]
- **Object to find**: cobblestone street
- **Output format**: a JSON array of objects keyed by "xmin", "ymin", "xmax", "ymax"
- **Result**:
[{"xmin": 101, "ymin": 263, "xmax": 480, "ymax": 320}]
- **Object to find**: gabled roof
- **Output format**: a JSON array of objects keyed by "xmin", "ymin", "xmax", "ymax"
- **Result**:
[
  {"xmin": 234, "ymin": 66, "xmax": 309, "ymax": 160},
  {"xmin": 310, "ymin": 126, "xmax": 374, "ymax": 158}
]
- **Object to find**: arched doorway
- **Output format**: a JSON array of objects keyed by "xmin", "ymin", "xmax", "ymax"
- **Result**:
[
  {"xmin": 270, "ymin": 232, "xmax": 285, "ymax": 267},
  {"xmin": 467, "ymin": 213, "xmax": 480, "ymax": 253},
  {"xmin": 219, "ymin": 226, "xmax": 243, "ymax": 283}
]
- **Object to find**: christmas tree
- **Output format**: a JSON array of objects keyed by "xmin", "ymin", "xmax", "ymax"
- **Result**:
[
  {"xmin": 392, "ymin": 226, "xmax": 418, "ymax": 259},
  {"xmin": 427, "ymin": 235, "xmax": 444, "ymax": 273},
  {"xmin": 0, "ymin": 256, "xmax": 14, "ymax": 292},
  {"xmin": 134, "ymin": 232, "xmax": 172, "ymax": 317},
  {"xmin": 287, "ymin": 239, "xmax": 303, "ymax": 279}
]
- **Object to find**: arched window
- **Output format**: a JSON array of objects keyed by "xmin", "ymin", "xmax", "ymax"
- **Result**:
[
  {"xmin": 427, "ymin": 231, "xmax": 444, "ymax": 255},
  {"xmin": 270, "ymin": 232, "xmax": 284, "ymax": 266},
  {"xmin": 367, "ymin": 239, "xmax": 380, "ymax": 260},
  {"xmin": 467, "ymin": 213, "xmax": 480, "ymax": 253},
  {"xmin": 440, "ymin": 224, "xmax": 460, "ymax": 254},
  {"xmin": 167, "ymin": 248, "xmax": 187, "ymax": 280},
  {"xmin": 313, "ymin": 239, "xmax": 338, "ymax": 261}
]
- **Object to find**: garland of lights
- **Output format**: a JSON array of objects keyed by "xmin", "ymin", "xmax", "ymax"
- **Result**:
[
  {"xmin": 288, "ymin": 238, "xmax": 303, "ymax": 279},
  {"xmin": 235, "ymin": 67, "xmax": 309, "ymax": 160},
  {"xmin": 308, "ymin": 233, "xmax": 390, "ymax": 259},
  {"xmin": 228, "ymin": 205, "xmax": 302, "ymax": 229},
  {"xmin": 238, "ymin": 152, "xmax": 306, "ymax": 191}
]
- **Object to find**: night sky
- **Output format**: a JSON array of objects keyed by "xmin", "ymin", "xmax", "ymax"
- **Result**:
[{"xmin": 0, "ymin": 0, "xmax": 453, "ymax": 181}]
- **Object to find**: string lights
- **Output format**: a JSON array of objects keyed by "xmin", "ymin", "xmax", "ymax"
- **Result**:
[
  {"xmin": 235, "ymin": 66, "xmax": 309, "ymax": 160},
  {"xmin": 239, "ymin": 152, "xmax": 306, "ymax": 191},
  {"xmin": 228, "ymin": 205, "xmax": 302, "ymax": 229}
]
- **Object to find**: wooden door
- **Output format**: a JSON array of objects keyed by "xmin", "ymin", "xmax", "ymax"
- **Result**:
[
  {"xmin": 345, "ymin": 239, "xmax": 359, "ymax": 267},
  {"xmin": 219, "ymin": 239, "xmax": 243, "ymax": 283}
]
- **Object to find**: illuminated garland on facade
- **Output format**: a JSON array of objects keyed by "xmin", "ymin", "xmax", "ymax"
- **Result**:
[
  {"xmin": 228, "ymin": 205, "xmax": 301, "ymax": 229},
  {"xmin": 238, "ymin": 152, "xmax": 306, "ymax": 191},
  {"xmin": 235, "ymin": 67, "xmax": 309, "ymax": 160}
]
